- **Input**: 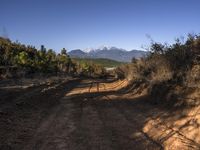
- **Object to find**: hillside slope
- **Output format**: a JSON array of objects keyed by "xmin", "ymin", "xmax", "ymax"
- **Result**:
[{"xmin": 72, "ymin": 58, "xmax": 126, "ymax": 68}]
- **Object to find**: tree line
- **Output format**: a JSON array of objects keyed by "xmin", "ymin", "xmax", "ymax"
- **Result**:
[{"xmin": 0, "ymin": 37, "xmax": 106, "ymax": 78}]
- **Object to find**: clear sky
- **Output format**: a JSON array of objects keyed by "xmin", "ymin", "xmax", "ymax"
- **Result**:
[{"xmin": 1, "ymin": 0, "xmax": 200, "ymax": 52}]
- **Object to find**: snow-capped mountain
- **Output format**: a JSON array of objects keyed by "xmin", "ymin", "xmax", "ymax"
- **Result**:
[{"xmin": 68, "ymin": 47, "xmax": 147, "ymax": 62}]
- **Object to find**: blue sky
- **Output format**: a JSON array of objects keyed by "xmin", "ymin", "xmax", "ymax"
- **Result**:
[{"xmin": 1, "ymin": 0, "xmax": 200, "ymax": 52}]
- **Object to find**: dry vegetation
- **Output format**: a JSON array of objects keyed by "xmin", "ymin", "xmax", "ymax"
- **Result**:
[
  {"xmin": 107, "ymin": 34, "xmax": 200, "ymax": 149},
  {"xmin": 116, "ymin": 34, "xmax": 200, "ymax": 107}
]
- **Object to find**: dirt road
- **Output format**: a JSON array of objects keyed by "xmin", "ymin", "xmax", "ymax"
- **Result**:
[{"xmin": 1, "ymin": 78, "xmax": 200, "ymax": 149}]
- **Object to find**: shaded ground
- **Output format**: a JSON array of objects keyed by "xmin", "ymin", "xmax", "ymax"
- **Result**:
[{"xmin": 0, "ymin": 78, "xmax": 200, "ymax": 149}]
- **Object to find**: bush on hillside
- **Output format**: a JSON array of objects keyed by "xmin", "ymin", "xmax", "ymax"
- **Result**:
[{"xmin": 118, "ymin": 34, "xmax": 200, "ymax": 106}]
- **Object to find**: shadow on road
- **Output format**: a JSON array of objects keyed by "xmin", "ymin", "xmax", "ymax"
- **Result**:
[
  {"xmin": 1, "ymin": 78, "xmax": 200, "ymax": 149},
  {"xmin": 0, "ymin": 78, "xmax": 83, "ymax": 150},
  {"xmin": 64, "ymin": 79, "xmax": 200, "ymax": 149}
]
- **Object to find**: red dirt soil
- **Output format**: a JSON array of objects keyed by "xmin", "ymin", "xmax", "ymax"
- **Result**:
[{"xmin": 0, "ymin": 78, "xmax": 200, "ymax": 149}]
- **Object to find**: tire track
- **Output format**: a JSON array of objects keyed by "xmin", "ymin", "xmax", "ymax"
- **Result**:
[
  {"xmin": 87, "ymin": 82, "xmax": 161, "ymax": 149},
  {"xmin": 3, "ymin": 78, "xmax": 199, "ymax": 149},
  {"xmin": 22, "ymin": 98, "xmax": 78, "ymax": 150},
  {"xmin": 0, "ymin": 79, "xmax": 81, "ymax": 150},
  {"xmin": 101, "ymin": 80, "xmax": 200, "ymax": 149},
  {"xmin": 109, "ymin": 98, "xmax": 163, "ymax": 149},
  {"xmin": 98, "ymin": 95, "xmax": 162, "ymax": 150}
]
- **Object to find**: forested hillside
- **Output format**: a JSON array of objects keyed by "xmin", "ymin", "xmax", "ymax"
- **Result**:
[{"xmin": 72, "ymin": 58, "xmax": 125, "ymax": 68}]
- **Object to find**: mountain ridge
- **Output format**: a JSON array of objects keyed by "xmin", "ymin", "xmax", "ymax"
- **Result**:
[{"xmin": 68, "ymin": 47, "xmax": 147, "ymax": 62}]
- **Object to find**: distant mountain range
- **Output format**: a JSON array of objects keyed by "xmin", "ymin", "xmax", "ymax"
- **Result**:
[{"xmin": 68, "ymin": 47, "xmax": 147, "ymax": 62}]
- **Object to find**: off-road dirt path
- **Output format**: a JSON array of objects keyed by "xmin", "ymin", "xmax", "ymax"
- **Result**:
[
  {"xmin": 21, "ymin": 79, "xmax": 162, "ymax": 150},
  {"xmin": 1, "ymin": 78, "xmax": 200, "ymax": 150}
]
